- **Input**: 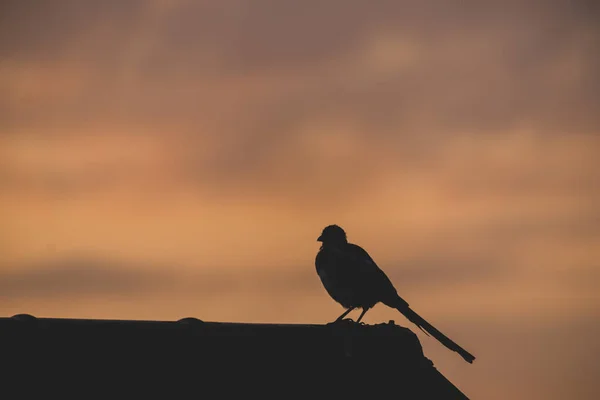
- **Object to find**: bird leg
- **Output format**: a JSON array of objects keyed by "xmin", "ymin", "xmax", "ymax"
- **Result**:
[
  {"xmin": 355, "ymin": 308, "xmax": 370, "ymax": 324},
  {"xmin": 334, "ymin": 307, "xmax": 356, "ymax": 322}
]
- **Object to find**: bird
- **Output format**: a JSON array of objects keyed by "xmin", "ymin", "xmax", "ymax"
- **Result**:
[{"xmin": 315, "ymin": 224, "xmax": 476, "ymax": 364}]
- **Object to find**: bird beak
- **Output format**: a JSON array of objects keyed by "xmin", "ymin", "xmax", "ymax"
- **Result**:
[{"xmin": 317, "ymin": 235, "xmax": 323, "ymax": 242}]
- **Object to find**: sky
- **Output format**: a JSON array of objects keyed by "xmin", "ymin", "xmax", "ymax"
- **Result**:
[{"xmin": 1, "ymin": 0, "xmax": 599, "ymax": 398}]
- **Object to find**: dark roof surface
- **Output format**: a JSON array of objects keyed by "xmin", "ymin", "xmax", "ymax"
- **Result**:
[{"xmin": 1, "ymin": 314, "xmax": 470, "ymax": 399}]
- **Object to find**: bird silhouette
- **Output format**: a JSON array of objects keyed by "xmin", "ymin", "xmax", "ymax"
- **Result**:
[{"xmin": 315, "ymin": 224, "xmax": 476, "ymax": 364}]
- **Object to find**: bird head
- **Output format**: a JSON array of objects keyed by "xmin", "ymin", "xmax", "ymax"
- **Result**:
[{"xmin": 317, "ymin": 224, "xmax": 348, "ymax": 245}]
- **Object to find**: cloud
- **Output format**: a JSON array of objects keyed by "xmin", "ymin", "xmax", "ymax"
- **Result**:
[
  {"xmin": 1, "ymin": 1, "xmax": 598, "ymax": 208},
  {"xmin": 0, "ymin": 257, "xmax": 171, "ymax": 299},
  {"xmin": 1, "ymin": 0, "xmax": 598, "ymax": 134},
  {"xmin": 0, "ymin": 248, "xmax": 507, "ymax": 302},
  {"xmin": 0, "ymin": 255, "xmax": 317, "ymax": 301}
]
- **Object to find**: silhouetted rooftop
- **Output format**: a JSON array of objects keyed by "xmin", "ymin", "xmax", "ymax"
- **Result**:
[{"xmin": 1, "ymin": 314, "xmax": 470, "ymax": 398}]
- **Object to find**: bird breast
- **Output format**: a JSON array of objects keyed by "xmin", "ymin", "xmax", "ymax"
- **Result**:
[{"xmin": 317, "ymin": 261, "xmax": 356, "ymax": 309}]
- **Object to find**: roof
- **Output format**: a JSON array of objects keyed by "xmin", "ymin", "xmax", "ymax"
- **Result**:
[{"xmin": 1, "ymin": 313, "xmax": 470, "ymax": 398}]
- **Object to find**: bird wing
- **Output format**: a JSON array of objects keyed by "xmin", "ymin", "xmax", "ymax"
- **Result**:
[{"xmin": 345, "ymin": 243, "xmax": 401, "ymax": 304}]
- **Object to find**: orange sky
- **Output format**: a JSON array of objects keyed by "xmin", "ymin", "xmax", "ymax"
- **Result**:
[{"xmin": 1, "ymin": 1, "xmax": 599, "ymax": 399}]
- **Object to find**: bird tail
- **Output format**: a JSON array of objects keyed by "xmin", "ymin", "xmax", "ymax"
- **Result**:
[{"xmin": 392, "ymin": 297, "xmax": 476, "ymax": 364}]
